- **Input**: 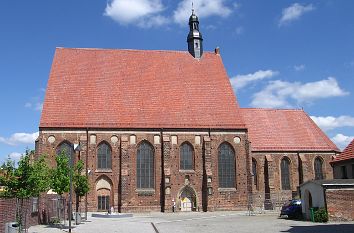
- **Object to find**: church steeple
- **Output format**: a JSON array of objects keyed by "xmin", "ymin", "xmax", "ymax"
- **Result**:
[{"xmin": 187, "ymin": 8, "xmax": 203, "ymax": 58}]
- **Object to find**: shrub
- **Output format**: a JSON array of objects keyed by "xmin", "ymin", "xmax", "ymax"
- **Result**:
[
  {"xmin": 314, "ymin": 208, "xmax": 328, "ymax": 222},
  {"xmin": 49, "ymin": 217, "xmax": 61, "ymax": 225}
]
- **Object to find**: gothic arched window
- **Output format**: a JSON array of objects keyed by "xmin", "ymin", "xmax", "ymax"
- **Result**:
[
  {"xmin": 252, "ymin": 158, "xmax": 258, "ymax": 190},
  {"xmin": 180, "ymin": 142, "xmax": 194, "ymax": 170},
  {"xmin": 281, "ymin": 157, "xmax": 291, "ymax": 190},
  {"xmin": 314, "ymin": 157, "xmax": 324, "ymax": 180},
  {"xmin": 97, "ymin": 142, "xmax": 112, "ymax": 169},
  {"xmin": 56, "ymin": 141, "xmax": 73, "ymax": 159},
  {"xmin": 218, "ymin": 143, "xmax": 236, "ymax": 188},
  {"xmin": 137, "ymin": 141, "xmax": 154, "ymax": 189}
]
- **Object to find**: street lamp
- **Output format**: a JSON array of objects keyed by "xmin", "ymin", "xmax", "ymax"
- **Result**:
[{"xmin": 69, "ymin": 143, "xmax": 81, "ymax": 233}]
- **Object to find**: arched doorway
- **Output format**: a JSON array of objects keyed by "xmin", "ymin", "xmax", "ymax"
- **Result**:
[
  {"xmin": 178, "ymin": 186, "xmax": 197, "ymax": 212},
  {"xmin": 304, "ymin": 189, "xmax": 313, "ymax": 220},
  {"xmin": 96, "ymin": 176, "xmax": 113, "ymax": 212}
]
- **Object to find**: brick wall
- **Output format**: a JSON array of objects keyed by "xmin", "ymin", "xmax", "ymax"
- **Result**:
[
  {"xmin": 250, "ymin": 152, "xmax": 335, "ymax": 209},
  {"xmin": 37, "ymin": 130, "xmax": 251, "ymax": 212},
  {"xmin": 326, "ymin": 189, "xmax": 354, "ymax": 221},
  {"xmin": 0, "ymin": 198, "xmax": 38, "ymax": 233},
  {"xmin": 37, "ymin": 130, "xmax": 335, "ymax": 213}
]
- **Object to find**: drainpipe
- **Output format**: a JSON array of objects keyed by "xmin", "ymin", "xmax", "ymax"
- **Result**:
[
  {"xmin": 323, "ymin": 185, "xmax": 328, "ymax": 217},
  {"xmin": 160, "ymin": 128, "xmax": 165, "ymax": 212},
  {"xmin": 85, "ymin": 128, "xmax": 89, "ymax": 220}
]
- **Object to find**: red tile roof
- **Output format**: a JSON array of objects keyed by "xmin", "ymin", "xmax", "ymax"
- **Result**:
[
  {"xmin": 40, "ymin": 48, "xmax": 246, "ymax": 129},
  {"xmin": 241, "ymin": 108, "xmax": 339, "ymax": 152},
  {"xmin": 333, "ymin": 139, "xmax": 354, "ymax": 162}
]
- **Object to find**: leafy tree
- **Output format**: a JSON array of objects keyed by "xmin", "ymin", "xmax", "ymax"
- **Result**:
[
  {"xmin": 0, "ymin": 151, "xmax": 50, "ymax": 232},
  {"xmin": 73, "ymin": 160, "xmax": 89, "ymax": 214},
  {"xmin": 50, "ymin": 151, "xmax": 71, "ymax": 196},
  {"xmin": 0, "ymin": 159, "xmax": 16, "ymax": 198},
  {"xmin": 29, "ymin": 155, "xmax": 50, "ymax": 197}
]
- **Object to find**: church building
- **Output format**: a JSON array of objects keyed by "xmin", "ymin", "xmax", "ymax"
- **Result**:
[{"xmin": 36, "ymin": 11, "xmax": 339, "ymax": 213}]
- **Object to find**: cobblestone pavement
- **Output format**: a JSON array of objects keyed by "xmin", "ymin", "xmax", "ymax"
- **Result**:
[{"xmin": 28, "ymin": 211, "xmax": 354, "ymax": 233}]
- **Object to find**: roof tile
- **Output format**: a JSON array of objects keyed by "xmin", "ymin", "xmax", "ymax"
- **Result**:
[
  {"xmin": 241, "ymin": 108, "xmax": 339, "ymax": 152},
  {"xmin": 333, "ymin": 139, "xmax": 354, "ymax": 162},
  {"xmin": 40, "ymin": 48, "xmax": 246, "ymax": 129}
]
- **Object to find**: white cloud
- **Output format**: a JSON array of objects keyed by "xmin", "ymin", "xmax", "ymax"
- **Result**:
[
  {"xmin": 34, "ymin": 102, "xmax": 43, "ymax": 111},
  {"xmin": 230, "ymin": 70, "xmax": 279, "ymax": 90},
  {"xmin": 25, "ymin": 102, "xmax": 32, "ymax": 108},
  {"xmin": 0, "ymin": 152, "xmax": 25, "ymax": 165},
  {"xmin": 310, "ymin": 115, "xmax": 354, "ymax": 132},
  {"xmin": 104, "ymin": 0, "xmax": 236, "ymax": 28},
  {"xmin": 233, "ymin": 2, "xmax": 241, "ymax": 10},
  {"xmin": 279, "ymin": 3, "xmax": 315, "ymax": 26},
  {"xmin": 251, "ymin": 77, "xmax": 348, "ymax": 108},
  {"xmin": 25, "ymin": 100, "xmax": 43, "ymax": 112},
  {"xmin": 234, "ymin": 26, "xmax": 243, "ymax": 36},
  {"xmin": 104, "ymin": 0, "xmax": 166, "ymax": 28},
  {"xmin": 173, "ymin": 0, "xmax": 233, "ymax": 25},
  {"xmin": 294, "ymin": 64, "xmax": 305, "ymax": 71},
  {"xmin": 8, "ymin": 152, "xmax": 24, "ymax": 162},
  {"xmin": 0, "ymin": 132, "xmax": 39, "ymax": 146},
  {"xmin": 331, "ymin": 134, "xmax": 354, "ymax": 151}
]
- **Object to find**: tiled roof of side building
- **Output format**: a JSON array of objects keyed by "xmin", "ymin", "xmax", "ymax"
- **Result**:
[
  {"xmin": 40, "ymin": 48, "xmax": 246, "ymax": 129},
  {"xmin": 241, "ymin": 108, "xmax": 339, "ymax": 152},
  {"xmin": 333, "ymin": 139, "xmax": 354, "ymax": 162}
]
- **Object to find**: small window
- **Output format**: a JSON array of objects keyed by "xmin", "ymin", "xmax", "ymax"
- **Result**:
[
  {"xmin": 195, "ymin": 42, "xmax": 199, "ymax": 48},
  {"xmin": 341, "ymin": 166, "xmax": 348, "ymax": 179},
  {"xmin": 314, "ymin": 157, "xmax": 324, "ymax": 180},
  {"xmin": 180, "ymin": 143, "xmax": 194, "ymax": 170},
  {"xmin": 97, "ymin": 195, "xmax": 110, "ymax": 211},
  {"xmin": 252, "ymin": 159, "xmax": 258, "ymax": 190},
  {"xmin": 97, "ymin": 142, "xmax": 112, "ymax": 169},
  {"xmin": 281, "ymin": 157, "xmax": 291, "ymax": 190},
  {"xmin": 32, "ymin": 197, "xmax": 38, "ymax": 213},
  {"xmin": 218, "ymin": 143, "xmax": 236, "ymax": 188}
]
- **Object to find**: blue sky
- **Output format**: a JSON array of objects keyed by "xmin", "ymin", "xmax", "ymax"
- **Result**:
[{"xmin": 1, "ymin": 0, "xmax": 354, "ymax": 163}]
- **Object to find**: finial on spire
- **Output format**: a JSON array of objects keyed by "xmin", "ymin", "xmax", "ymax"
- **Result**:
[{"xmin": 192, "ymin": 2, "xmax": 194, "ymax": 14}]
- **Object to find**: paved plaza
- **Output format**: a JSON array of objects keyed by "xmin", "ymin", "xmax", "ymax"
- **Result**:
[{"xmin": 27, "ymin": 211, "xmax": 354, "ymax": 233}]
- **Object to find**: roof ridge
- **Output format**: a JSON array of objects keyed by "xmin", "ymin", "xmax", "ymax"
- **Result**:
[
  {"xmin": 241, "ymin": 107, "xmax": 304, "ymax": 111},
  {"xmin": 303, "ymin": 112, "xmax": 340, "ymax": 151},
  {"xmin": 55, "ymin": 47, "xmax": 217, "ymax": 54}
]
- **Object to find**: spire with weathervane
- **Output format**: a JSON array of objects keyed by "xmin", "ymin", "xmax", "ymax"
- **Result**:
[{"xmin": 187, "ymin": 5, "xmax": 203, "ymax": 58}]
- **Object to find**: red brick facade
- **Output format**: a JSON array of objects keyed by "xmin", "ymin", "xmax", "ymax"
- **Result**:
[
  {"xmin": 0, "ymin": 198, "xmax": 38, "ymax": 233},
  {"xmin": 36, "ymin": 129, "xmax": 336, "ymax": 213},
  {"xmin": 250, "ymin": 152, "xmax": 335, "ymax": 209},
  {"xmin": 37, "ymin": 130, "xmax": 252, "ymax": 212},
  {"xmin": 326, "ymin": 189, "xmax": 354, "ymax": 221}
]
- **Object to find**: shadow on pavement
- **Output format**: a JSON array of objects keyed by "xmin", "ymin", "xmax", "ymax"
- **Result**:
[
  {"xmin": 281, "ymin": 224, "xmax": 354, "ymax": 233},
  {"xmin": 43, "ymin": 225, "xmax": 76, "ymax": 229}
]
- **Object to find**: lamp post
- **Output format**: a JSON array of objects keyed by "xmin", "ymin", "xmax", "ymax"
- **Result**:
[{"xmin": 69, "ymin": 143, "xmax": 81, "ymax": 233}]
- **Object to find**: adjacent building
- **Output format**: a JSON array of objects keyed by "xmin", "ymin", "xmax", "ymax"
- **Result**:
[
  {"xmin": 332, "ymin": 139, "xmax": 354, "ymax": 179},
  {"xmin": 300, "ymin": 179, "xmax": 354, "ymax": 221}
]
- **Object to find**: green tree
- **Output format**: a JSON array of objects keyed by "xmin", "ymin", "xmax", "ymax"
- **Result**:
[
  {"xmin": 73, "ymin": 160, "xmax": 89, "ymax": 214},
  {"xmin": 29, "ymin": 155, "xmax": 50, "ymax": 196},
  {"xmin": 50, "ymin": 151, "xmax": 71, "ymax": 196},
  {"xmin": 50, "ymin": 150, "xmax": 73, "ymax": 225},
  {"xmin": 0, "ymin": 151, "xmax": 50, "ymax": 232}
]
